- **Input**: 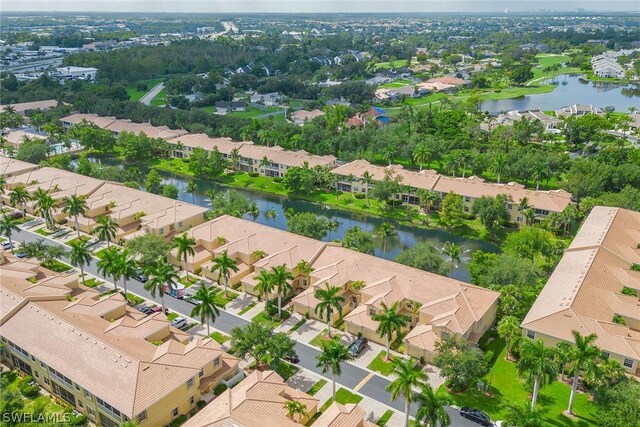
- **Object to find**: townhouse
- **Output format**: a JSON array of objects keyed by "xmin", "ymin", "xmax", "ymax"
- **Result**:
[
  {"xmin": 0, "ymin": 250, "xmax": 241, "ymax": 427},
  {"xmin": 0, "ymin": 99, "xmax": 59, "ymax": 115},
  {"xmin": 0, "ymin": 156, "xmax": 39, "ymax": 178},
  {"xmin": 521, "ymin": 206, "xmax": 640, "ymax": 376},
  {"xmin": 237, "ymin": 145, "xmax": 336, "ymax": 178},
  {"xmin": 168, "ymin": 133, "xmax": 244, "ymax": 159},
  {"xmin": 332, "ymin": 160, "xmax": 573, "ymax": 222},
  {"xmin": 169, "ymin": 215, "xmax": 500, "ymax": 363},
  {"xmin": 60, "ymin": 113, "xmax": 187, "ymax": 140},
  {"xmin": 555, "ymin": 104, "xmax": 603, "ymax": 118},
  {"xmin": 481, "ymin": 109, "xmax": 560, "ymax": 133},
  {"xmin": 182, "ymin": 370, "xmax": 319, "ymax": 426},
  {"xmin": 2, "ymin": 130, "xmax": 48, "ymax": 150},
  {"xmin": 290, "ymin": 109, "xmax": 325, "ymax": 126}
]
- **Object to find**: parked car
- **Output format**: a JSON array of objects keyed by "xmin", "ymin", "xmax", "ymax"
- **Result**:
[
  {"xmin": 183, "ymin": 287, "xmax": 199, "ymax": 304},
  {"xmin": 459, "ymin": 407, "xmax": 493, "ymax": 426},
  {"xmin": 2, "ymin": 241, "xmax": 13, "ymax": 250},
  {"xmin": 284, "ymin": 354, "xmax": 300, "ymax": 364},
  {"xmin": 171, "ymin": 317, "xmax": 187, "ymax": 329},
  {"xmin": 134, "ymin": 269, "xmax": 148, "ymax": 283},
  {"xmin": 15, "ymin": 252, "xmax": 27, "ymax": 258},
  {"xmin": 150, "ymin": 306, "xmax": 168, "ymax": 315},
  {"xmin": 7, "ymin": 209, "xmax": 23, "ymax": 219},
  {"xmin": 348, "ymin": 336, "xmax": 368, "ymax": 357},
  {"xmin": 139, "ymin": 306, "xmax": 154, "ymax": 315}
]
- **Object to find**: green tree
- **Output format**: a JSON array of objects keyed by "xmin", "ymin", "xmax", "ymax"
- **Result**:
[
  {"xmin": 517, "ymin": 339, "xmax": 558, "ymax": 410},
  {"xmin": 97, "ymin": 247, "xmax": 122, "ymax": 292},
  {"xmin": 498, "ymin": 316, "xmax": 522, "ymax": 361},
  {"xmin": 314, "ymin": 286, "xmax": 345, "ymax": 338},
  {"xmin": 361, "ymin": 171, "xmax": 374, "ymax": 207},
  {"xmin": 0, "ymin": 215, "xmax": 19, "ymax": 253},
  {"xmin": 255, "ymin": 269, "xmax": 275, "ymax": 301},
  {"xmin": 295, "ymin": 259, "xmax": 314, "ymax": 289},
  {"xmin": 342, "ymin": 225, "xmax": 376, "ymax": 254},
  {"xmin": 62, "ymin": 194, "xmax": 88, "ymax": 239},
  {"xmin": 439, "ymin": 192, "xmax": 463, "ymax": 229},
  {"xmin": 247, "ymin": 202, "xmax": 260, "ymax": 221},
  {"xmin": 172, "ymin": 233, "xmax": 196, "ymax": 280},
  {"xmin": 33, "ymin": 189, "xmax": 56, "ymax": 230},
  {"xmin": 284, "ymin": 400, "xmax": 307, "ymax": 423},
  {"xmin": 211, "ymin": 250, "xmax": 239, "ymax": 298},
  {"xmin": 144, "ymin": 169, "xmax": 163, "ymax": 194},
  {"xmin": 504, "ymin": 401, "xmax": 545, "ymax": 427},
  {"xmin": 191, "ymin": 283, "xmax": 223, "ymax": 336},
  {"xmin": 387, "ymin": 358, "xmax": 429, "ymax": 427},
  {"xmin": 413, "ymin": 143, "xmax": 432, "ymax": 171},
  {"xmin": 116, "ymin": 248, "xmax": 137, "ymax": 302},
  {"xmin": 126, "ymin": 233, "xmax": 170, "ymax": 266},
  {"xmin": 566, "ymin": 331, "xmax": 601, "ymax": 415},
  {"xmin": 503, "ymin": 226, "xmax": 555, "ymax": 262},
  {"xmin": 594, "ymin": 378, "xmax": 640, "ymax": 427},
  {"xmin": 316, "ymin": 340, "xmax": 352, "ymax": 401},
  {"xmin": 93, "ymin": 215, "xmax": 117, "ymax": 248},
  {"xmin": 471, "ymin": 195, "xmax": 510, "ymax": 233},
  {"xmin": 69, "ymin": 240, "xmax": 92, "ymax": 287},
  {"xmin": 265, "ymin": 208, "xmax": 278, "ymax": 226},
  {"xmin": 16, "ymin": 138, "xmax": 48, "ymax": 164},
  {"xmin": 271, "ymin": 264, "xmax": 294, "ymax": 319},
  {"xmin": 414, "ymin": 385, "xmax": 451, "ymax": 427},
  {"xmin": 287, "ymin": 212, "xmax": 330, "ymax": 240},
  {"xmin": 144, "ymin": 258, "xmax": 179, "ymax": 313},
  {"xmin": 442, "ymin": 241, "xmax": 462, "ymax": 277},
  {"xmin": 433, "ymin": 336, "xmax": 491, "ymax": 392},
  {"xmin": 230, "ymin": 322, "xmax": 296, "ymax": 369},
  {"xmin": 395, "ymin": 242, "xmax": 449, "ymax": 276},
  {"xmin": 161, "ymin": 184, "xmax": 179, "ymax": 199},
  {"xmin": 468, "ymin": 252, "xmax": 539, "ymax": 288},
  {"xmin": 376, "ymin": 222, "xmax": 397, "ymax": 258},
  {"xmin": 373, "ymin": 302, "xmax": 410, "ymax": 360},
  {"xmin": 186, "ymin": 181, "xmax": 197, "ymax": 204},
  {"xmin": 9, "ymin": 186, "xmax": 30, "ymax": 217}
]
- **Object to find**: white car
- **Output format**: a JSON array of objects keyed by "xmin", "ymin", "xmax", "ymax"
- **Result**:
[{"xmin": 171, "ymin": 317, "xmax": 187, "ymax": 329}]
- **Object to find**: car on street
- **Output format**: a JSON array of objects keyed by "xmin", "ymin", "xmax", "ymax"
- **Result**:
[
  {"xmin": 171, "ymin": 317, "xmax": 187, "ymax": 329},
  {"xmin": 348, "ymin": 336, "xmax": 368, "ymax": 357},
  {"xmin": 459, "ymin": 407, "xmax": 493, "ymax": 426},
  {"xmin": 284, "ymin": 354, "xmax": 300, "ymax": 364},
  {"xmin": 183, "ymin": 286, "xmax": 199, "ymax": 304},
  {"xmin": 134, "ymin": 269, "xmax": 148, "ymax": 283}
]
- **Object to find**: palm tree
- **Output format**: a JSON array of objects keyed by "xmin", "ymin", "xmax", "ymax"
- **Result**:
[
  {"xmin": 413, "ymin": 143, "xmax": 432, "ymax": 172},
  {"xmin": 497, "ymin": 316, "xmax": 521, "ymax": 361},
  {"xmin": 186, "ymin": 181, "xmax": 197, "ymax": 204},
  {"xmin": 416, "ymin": 190, "xmax": 440, "ymax": 215},
  {"xmin": 523, "ymin": 208, "xmax": 535, "ymax": 227},
  {"xmin": 504, "ymin": 401, "xmax": 545, "ymax": 427},
  {"xmin": 206, "ymin": 189, "xmax": 216, "ymax": 207},
  {"xmin": 376, "ymin": 222, "xmax": 397, "ymax": 258},
  {"xmin": 566, "ymin": 331, "xmax": 600, "ymax": 415},
  {"xmin": 9, "ymin": 186, "xmax": 30, "ymax": 218},
  {"xmin": 265, "ymin": 208, "xmax": 277, "ymax": 227},
  {"xmin": 414, "ymin": 384, "xmax": 450, "ymax": 427},
  {"xmin": 284, "ymin": 400, "xmax": 307, "ymax": 422},
  {"xmin": 326, "ymin": 219, "xmax": 339, "ymax": 240},
  {"xmin": 442, "ymin": 241, "xmax": 462, "ymax": 277},
  {"xmin": 530, "ymin": 162, "xmax": 550, "ymax": 191},
  {"xmin": 316, "ymin": 340, "xmax": 351, "ymax": 401},
  {"xmin": 518, "ymin": 197, "xmax": 531, "ymax": 227},
  {"xmin": 144, "ymin": 258, "xmax": 179, "ymax": 313},
  {"xmin": 271, "ymin": 264, "xmax": 294, "ymax": 319},
  {"xmin": 259, "ymin": 156, "xmax": 271, "ymax": 172},
  {"xmin": 387, "ymin": 358, "xmax": 428, "ymax": 427},
  {"xmin": 554, "ymin": 341, "xmax": 573, "ymax": 381},
  {"xmin": 0, "ymin": 175, "xmax": 6, "ymax": 203},
  {"xmin": 229, "ymin": 147, "xmax": 240, "ymax": 171},
  {"xmin": 191, "ymin": 283, "xmax": 223, "ymax": 336},
  {"xmin": 361, "ymin": 171, "xmax": 374, "ymax": 207},
  {"xmin": 172, "ymin": 233, "xmax": 196, "ymax": 280},
  {"xmin": 0, "ymin": 215, "xmax": 19, "ymax": 253},
  {"xmin": 97, "ymin": 247, "xmax": 122, "ymax": 292},
  {"xmin": 93, "ymin": 215, "xmax": 117, "ymax": 248},
  {"xmin": 33, "ymin": 189, "xmax": 56, "ymax": 230},
  {"xmin": 346, "ymin": 173, "xmax": 357, "ymax": 196},
  {"xmin": 373, "ymin": 302, "xmax": 410, "ymax": 360},
  {"xmin": 116, "ymin": 249, "xmax": 137, "ymax": 302},
  {"xmin": 247, "ymin": 202, "xmax": 260, "ymax": 221},
  {"xmin": 254, "ymin": 269, "xmax": 275, "ymax": 301},
  {"xmin": 314, "ymin": 286, "xmax": 345, "ymax": 338},
  {"xmin": 491, "ymin": 153, "xmax": 507, "ymax": 184},
  {"xmin": 210, "ymin": 250, "xmax": 239, "ymax": 298},
  {"xmin": 62, "ymin": 194, "xmax": 88, "ymax": 238},
  {"xmin": 69, "ymin": 240, "xmax": 92, "ymax": 287},
  {"xmin": 517, "ymin": 339, "xmax": 558, "ymax": 410},
  {"xmin": 295, "ymin": 259, "xmax": 314, "ymax": 289}
]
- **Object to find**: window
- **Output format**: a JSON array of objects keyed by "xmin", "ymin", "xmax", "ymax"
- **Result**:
[
  {"xmin": 97, "ymin": 397, "xmax": 122, "ymax": 419},
  {"xmin": 172, "ymin": 408, "xmax": 179, "ymax": 418},
  {"xmin": 11, "ymin": 355, "xmax": 33, "ymax": 375},
  {"xmin": 624, "ymin": 358, "xmax": 634, "ymax": 368},
  {"xmin": 40, "ymin": 361, "xmax": 46, "ymax": 368},
  {"xmin": 199, "ymin": 369, "xmax": 204, "ymax": 378},
  {"xmin": 79, "ymin": 401, "xmax": 84, "ymax": 409},
  {"xmin": 99, "ymin": 413, "xmax": 119, "ymax": 427},
  {"xmin": 76, "ymin": 384, "xmax": 81, "ymax": 391},
  {"xmin": 88, "ymin": 408, "xmax": 95, "ymax": 418},
  {"xmin": 190, "ymin": 396, "xmax": 195, "ymax": 405},
  {"xmin": 34, "ymin": 371, "xmax": 39, "ymax": 378},
  {"xmin": 52, "ymin": 382, "xmax": 76, "ymax": 406},
  {"xmin": 178, "ymin": 221, "xmax": 183, "ymax": 228},
  {"xmin": 213, "ymin": 357, "xmax": 220, "ymax": 367},
  {"xmin": 31, "ymin": 356, "xmax": 35, "ymax": 362},
  {"xmin": 464, "ymin": 196, "xmax": 471, "ymax": 202},
  {"xmin": 85, "ymin": 389, "xmax": 92, "ymax": 398},
  {"xmin": 138, "ymin": 411, "xmax": 147, "ymax": 424},
  {"xmin": 526, "ymin": 330, "xmax": 536, "ymax": 339},
  {"xmin": 44, "ymin": 378, "xmax": 50, "ymax": 385},
  {"xmin": 48, "ymin": 366, "xmax": 72, "ymax": 387},
  {"xmin": 187, "ymin": 377, "xmax": 194, "ymax": 389}
]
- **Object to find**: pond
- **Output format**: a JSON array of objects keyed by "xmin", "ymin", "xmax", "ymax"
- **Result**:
[
  {"xmin": 89, "ymin": 157, "xmax": 499, "ymax": 283},
  {"xmin": 481, "ymin": 74, "xmax": 640, "ymax": 113}
]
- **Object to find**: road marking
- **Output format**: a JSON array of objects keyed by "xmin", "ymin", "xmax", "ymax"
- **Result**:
[{"xmin": 353, "ymin": 372, "xmax": 374, "ymax": 392}]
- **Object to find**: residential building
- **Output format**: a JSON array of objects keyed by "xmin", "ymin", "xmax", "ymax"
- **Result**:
[
  {"xmin": 0, "ymin": 156, "xmax": 39, "ymax": 177},
  {"xmin": 215, "ymin": 101, "xmax": 248, "ymax": 114},
  {"xmin": 237, "ymin": 145, "xmax": 336, "ymax": 178},
  {"xmin": 168, "ymin": 134, "xmax": 246, "ymax": 159},
  {"xmin": 591, "ymin": 56, "xmax": 624, "ymax": 78},
  {"xmin": 313, "ymin": 403, "xmax": 377, "ymax": 427},
  {"xmin": 2, "ymin": 130, "xmax": 47, "ymax": 150},
  {"xmin": 250, "ymin": 92, "xmax": 281, "ymax": 106},
  {"xmin": 0, "ymin": 250, "xmax": 241, "ymax": 427},
  {"xmin": 555, "ymin": 104, "xmax": 604, "ymax": 117},
  {"xmin": 0, "ymin": 99, "xmax": 59, "ymax": 115},
  {"xmin": 60, "ymin": 113, "xmax": 117, "ymax": 131},
  {"xmin": 182, "ymin": 370, "xmax": 319, "ymax": 427},
  {"xmin": 521, "ymin": 206, "xmax": 640, "ymax": 376},
  {"xmin": 59, "ymin": 114, "xmax": 187, "ymax": 140},
  {"xmin": 332, "ymin": 160, "xmax": 572, "ymax": 222},
  {"xmin": 481, "ymin": 109, "xmax": 560, "ymax": 132},
  {"xmin": 290, "ymin": 109, "xmax": 325, "ymax": 125}
]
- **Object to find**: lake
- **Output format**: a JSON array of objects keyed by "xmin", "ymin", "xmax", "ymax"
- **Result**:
[
  {"xmin": 481, "ymin": 74, "xmax": 640, "ymax": 113},
  {"xmin": 87, "ymin": 157, "xmax": 499, "ymax": 282}
]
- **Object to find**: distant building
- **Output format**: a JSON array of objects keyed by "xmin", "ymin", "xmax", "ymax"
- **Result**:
[
  {"xmin": 215, "ymin": 101, "xmax": 247, "ymax": 114},
  {"xmin": 481, "ymin": 109, "xmax": 559, "ymax": 133},
  {"xmin": 290, "ymin": 109, "xmax": 325, "ymax": 125},
  {"xmin": 0, "ymin": 99, "xmax": 59, "ymax": 115},
  {"xmin": 55, "ymin": 66, "xmax": 98, "ymax": 81},
  {"xmin": 555, "ymin": 104, "xmax": 603, "ymax": 117},
  {"xmin": 250, "ymin": 92, "xmax": 281, "ymax": 106}
]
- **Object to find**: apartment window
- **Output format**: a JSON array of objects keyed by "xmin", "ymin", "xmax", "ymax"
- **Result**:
[
  {"xmin": 213, "ymin": 357, "xmax": 220, "ymax": 367},
  {"xmin": 52, "ymin": 382, "xmax": 76, "ymax": 406},
  {"xmin": 88, "ymin": 408, "xmax": 95, "ymax": 418},
  {"xmin": 84, "ymin": 389, "xmax": 92, "ymax": 399},
  {"xmin": 40, "ymin": 361, "xmax": 46, "ymax": 368},
  {"xmin": 159, "ymin": 228, "xmax": 164, "ymax": 234},
  {"xmin": 199, "ymin": 368, "xmax": 204, "ymax": 378},
  {"xmin": 138, "ymin": 411, "xmax": 147, "ymax": 424},
  {"xmin": 187, "ymin": 377, "xmax": 194, "ymax": 389},
  {"xmin": 464, "ymin": 196, "xmax": 471, "ymax": 202},
  {"xmin": 78, "ymin": 401, "xmax": 84, "ymax": 409},
  {"xmin": 48, "ymin": 366, "xmax": 72, "ymax": 387},
  {"xmin": 11, "ymin": 355, "xmax": 32, "ymax": 376},
  {"xmin": 99, "ymin": 413, "xmax": 119, "ymax": 427},
  {"xmin": 31, "ymin": 355, "xmax": 35, "ymax": 362},
  {"xmin": 526, "ymin": 330, "xmax": 536, "ymax": 339},
  {"xmin": 44, "ymin": 378, "xmax": 50, "ymax": 385},
  {"xmin": 624, "ymin": 358, "xmax": 634, "ymax": 368},
  {"xmin": 190, "ymin": 396, "xmax": 195, "ymax": 405},
  {"xmin": 368, "ymin": 307, "xmax": 376, "ymax": 316},
  {"xmin": 178, "ymin": 221, "xmax": 183, "ymax": 228},
  {"xmin": 441, "ymin": 331, "xmax": 450, "ymax": 340},
  {"xmin": 34, "ymin": 371, "xmax": 39, "ymax": 378},
  {"xmin": 172, "ymin": 408, "xmax": 179, "ymax": 418},
  {"xmin": 97, "ymin": 397, "xmax": 122, "ymax": 419},
  {"xmin": 7, "ymin": 340, "xmax": 30, "ymax": 359},
  {"xmin": 75, "ymin": 384, "xmax": 81, "ymax": 391}
]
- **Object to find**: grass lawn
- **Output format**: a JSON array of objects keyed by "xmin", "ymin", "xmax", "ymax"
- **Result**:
[
  {"xmin": 213, "ymin": 289, "xmax": 238, "ymax": 307},
  {"xmin": 307, "ymin": 379, "xmax": 327, "ymax": 396},
  {"xmin": 367, "ymin": 351, "xmax": 396, "ymax": 376},
  {"xmin": 126, "ymin": 78, "xmax": 164, "ymax": 101},
  {"xmin": 251, "ymin": 310, "xmax": 286, "ymax": 328},
  {"xmin": 445, "ymin": 338, "xmax": 598, "ymax": 426},
  {"xmin": 99, "ymin": 289, "xmax": 118, "ymax": 298},
  {"xmin": 227, "ymin": 106, "xmax": 281, "ymax": 119},
  {"xmin": 41, "ymin": 260, "xmax": 72, "ymax": 273},
  {"xmin": 309, "ymin": 329, "xmax": 343, "ymax": 348},
  {"xmin": 528, "ymin": 54, "xmax": 581, "ymax": 83},
  {"xmin": 150, "ymin": 88, "xmax": 168, "ymax": 106},
  {"xmin": 179, "ymin": 275, "xmax": 200, "ymax": 287},
  {"xmin": 288, "ymin": 318, "xmax": 306, "ymax": 334},
  {"xmin": 83, "ymin": 277, "xmax": 103, "ymax": 288},
  {"xmin": 238, "ymin": 301, "xmax": 257, "ymax": 315},
  {"xmin": 35, "ymin": 227, "xmax": 53, "ymax": 236},
  {"xmin": 126, "ymin": 293, "xmax": 144, "ymax": 306},
  {"xmin": 275, "ymin": 362, "xmax": 299, "ymax": 381},
  {"xmin": 210, "ymin": 331, "xmax": 230, "ymax": 345},
  {"xmin": 65, "ymin": 235, "xmax": 91, "ymax": 246},
  {"xmin": 167, "ymin": 312, "xmax": 179, "ymax": 321},
  {"xmin": 378, "ymin": 79, "xmax": 413, "ymax": 89},
  {"xmin": 376, "ymin": 410, "xmax": 394, "ymax": 426}
]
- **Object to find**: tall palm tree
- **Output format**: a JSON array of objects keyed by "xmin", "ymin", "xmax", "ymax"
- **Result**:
[
  {"xmin": 416, "ymin": 190, "xmax": 440, "ymax": 215},
  {"xmin": 265, "ymin": 208, "xmax": 277, "ymax": 227},
  {"xmin": 0, "ymin": 175, "xmax": 7, "ymax": 203},
  {"xmin": 284, "ymin": 400, "xmax": 307, "ymax": 423},
  {"xmin": 316, "ymin": 340, "xmax": 352, "ymax": 401},
  {"xmin": 491, "ymin": 153, "xmax": 507, "ymax": 184},
  {"xmin": 517, "ymin": 339, "xmax": 558, "ymax": 411},
  {"xmin": 271, "ymin": 264, "xmax": 294, "ymax": 318},
  {"xmin": 210, "ymin": 250, "xmax": 239, "ymax": 298},
  {"xmin": 144, "ymin": 258, "xmax": 179, "ymax": 313},
  {"xmin": 0, "ymin": 215, "xmax": 19, "ymax": 253},
  {"xmin": 97, "ymin": 247, "xmax": 122, "ymax": 292},
  {"xmin": 387, "ymin": 358, "xmax": 428, "ymax": 427},
  {"xmin": 530, "ymin": 162, "xmax": 550, "ymax": 191},
  {"xmin": 229, "ymin": 147, "xmax": 240, "ymax": 171},
  {"xmin": 9, "ymin": 186, "xmax": 30, "ymax": 218},
  {"xmin": 254, "ymin": 269, "xmax": 274, "ymax": 301},
  {"xmin": 69, "ymin": 240, "xmax": 92, "ymax": 287},
  {"xmin": 414, "ymin": 384, "xmax": 450, "ymax": 427},
  {"xmin": 376, "ymin": 222, "xmax": 397, "ymax": 258},
  {"xmin": 373, "ymin": 302, "xmax": 410, "ymax": 360},
  {"xmin": 361, "ymin": 171, "xmax": 374, "ymax": 207},
  {"xmin": 33, "ymin": 189, "xmax": 56, "ymax": 230},
  {"xmin": 413, "ymin": 143, "xmax": 432, "ymax": 172},
  {"xmin": 566, "ymin": 331, "xmax": 600, "ymax": 415},
  {"xmin": 518, "ymin": 197, "xmax": 531, "ymax": 228},
  {"xmin": 93, "ymin": 215, "xmax": 117, "ymax": 248},
  {"xmin": 554, "ymin": 341, "xmax": 573, "ymax": 381},
  {"xmin": 247, "ymin": 202, "xmax": 260, "ymax": 222},
  {"xmin": 116, "ymin": 249, "xmax": 137, "ymax": 303},
  {"xmin": 442, "ymin": 241, "xmax": 462, "ymax": 277},
  {"xmin": 186, "ymin": 181, "xmax": 197, "ymax": 204},
  {"xmin": 314, "ymin": 286, "xmax": 345, "ymax": 338},
  {"xmin": 497, "ymin": 316, "xmax": 521, "ymax": 361},
  {"xmin": 172, "ymin": 233, "xmax": 196, "ymax": 280},
  {"xmin": 191, "ymin": 284, "xmax": 223, "ymax": 336},
  {"xmin": 62, "ymin": 194, "xmax": 88, "ymax": 238},
  {"xmin": 295, "ymin": 259, "xmax": 314, "ymax": 289}
]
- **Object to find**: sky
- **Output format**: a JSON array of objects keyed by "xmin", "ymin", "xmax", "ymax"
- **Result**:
[{"xmin": 2, "ymin": 1, "xmax": 638, "ymax": 13}]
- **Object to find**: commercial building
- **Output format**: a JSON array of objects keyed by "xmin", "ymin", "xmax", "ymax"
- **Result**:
[
  {"xmin": 55, "ymin": 66, "xmax": 98, "ymax": 80},
  {"xmin": 332, "ymin": 160, "xmax": 572, "ymax": 222},
  {"xmin": 521, "ymin": 207, "xmax": 640, "ymax": 376},
  {"xmin": 0, "ymin": 250, "xmax": 241, "ymax": 427}
]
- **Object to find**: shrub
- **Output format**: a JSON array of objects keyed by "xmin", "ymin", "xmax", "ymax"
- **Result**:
[
  {"xmin": 613, "ymin": 314, "xmax": 626, "ymax": 325},
  {"xmin": 622, "ymin": 286, "xmax": 638, "ymax": 297},
  {"xmin": 197, "ymin": 400, "xmax": 207, "ymax": 409},
  {"xmin": 631, "ymin": 263, "xmax": 640, "ymax": 272},
  {"xmin": 354, "ymin": 193, "xmax": 366, "ymax": 199},
  {"xmin": 69, "ymin": 413, "xmax": 87, "ymax": 426},
  {"xmin": 170, "ymin": 415, "xmax": 188, "ymax": 427},
  {"xmin": 214, "ymin": 383, "xmax": 228, "ymax": 396},
  {"xmin": 249, "ymin": 172, "xmax": 259, "ymax": 177},
  {"xmin": 20, "ymin": 383, "xmax": 40, "ymax": 398},
  {"xmin": 305, "ymin": 311, "xmax": 310, "ymax": 319},
  {"xmin": 273, "ymin": 177, "xmax": 283, "ymax": 183}
]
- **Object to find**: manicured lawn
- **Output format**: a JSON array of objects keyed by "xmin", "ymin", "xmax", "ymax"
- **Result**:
[
  {"xmin": 127, "ymin": 78, "xmax": 164, "ymax": 101},
  {"xmin": 99, "ymin": 289, "xmax": 118, "ymax": 298},
  {"xmin": 378, "ymin": 79, "xmax": 414, "ymax": 89},
  {"xmin": 251, "ymin": 310, "xmax": 286, "ymax": 328},
  {"xmin": 167, "ymin": 312, "xmax": 179, "ymax": 321},
  {"xmin": 288, "ymin": 318, "xmax": 307, "ymax": 334},
  {"xmin": 275, "ymin": 362, "xmax": 299, "ymax": 381},
  {"xmin": 179, "ymin": 275, "xmax": 200, "ymax": 287},
  {"xmin": 213, "ymin": 289, "xmax": 238, "ymax": 307},
  {"xmin": 65, "ymin": 235, "xmax": 91, "ymax": 246},
  {"xmin": 475, "ymin": 84, "xmax": 557, "ymax": 101},
  {"xmin": 35, "ymin": 227, "xmax": 53, "ymax": 236},
  {"xmin": 41, "ymin": 260, "xmax": 72, "ymax": 273},
  {"xmin": 445, "ymin": 338, "xmax": 598, "ymax": 426},
  {"xmin": 227, "ymin": 106, "xmax": 281, "ymax": 119},
  {"xmin": 238, "ymin": 301, "xmax": 257, "ymax": 315},
  {"xmin": 307, "ymin": 379, "xmax": 327, "ymax": 396},
  {"xmin": 528, "ymin": 54, "xmax": 581, "ymax": 83},
  {"xmin": 150, "ymin": 88, "xmax": 168, "ymax": 106},
  {"xmin": 376, "ymin": 410, "xmax": 394, "ymax": 426},
  {"xmin": 367, "ymin": 351, "xmax": 396, "ymax": 376},
  {"xmin": 126, "ymin": 293, "xmax": 144, "ymax": 306},
  {"xmin": 82, "ymin": 277, "xmax": 103, "ymax": 288},
  {"xmin": 309, "ymin": 329, "xmax": 343, "ymax": 348},
  {"xmin": 210, "ymin": 331, "xmax": 230, "ymax": 345},
  {"xmin": 93, "ymin": 248, "xmax": 108, "ymax": 258}
]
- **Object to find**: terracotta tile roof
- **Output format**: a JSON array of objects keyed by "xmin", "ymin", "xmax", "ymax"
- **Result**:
[
  {"xmin": 172, "ymin": 134, "xmax": 247, "ymax": 155},
  {"xmin": 0, "ymin": 99, "xmax": 58, "ymax": 113},
  {"xmin": 291, "ymin": 109, "xmax": 325, "ymax": 124},
  {"xmin": 3, "ymin": 130, "xmax": 47, "ymax": 146},
  {"xmin": 0, "ymin": 156, "xmax": 40, "ymax": 177},
  {"xmin": 314, "ymin": 402, "xmax": 375, "ymax": 427},
  {"xmin": 60, "ymin": 113, "xmax": 116, "ymax": 129},
  {"xmin": 238, "ymin": 144, "xmax": 336, "ymax": 168},
  {"xmin": 105, "ymin": 120, "xmax": 187, "ymax": 140}
]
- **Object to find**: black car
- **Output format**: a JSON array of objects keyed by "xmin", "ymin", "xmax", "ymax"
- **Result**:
[
  {"xmin": 139, "ymin": 306, "xmax": 154, "ymax": 315},
  {"xmin": 348, "ymin": 336, "xmax": 368, "ymax": 357},
  {"xmin": 135, "ymin": 270, "xmax": 148, "ymax": 283},
  {"xmin": 15, "ymin": 252, "xmax": 27, "ymax": 258},
  {"xmin": 460, "ymin": 407, "xmax": 493, "ymax": 426},
  {"xmin": 284, "ymin": 354, "xmax": 300, "ymax": 364}
]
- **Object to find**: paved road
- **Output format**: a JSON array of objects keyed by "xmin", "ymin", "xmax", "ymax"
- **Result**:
[
  {"xmin": 13, "ymin": 226, "xmax": 481, "ymax": 427},
  {"xmin": 139, "ymin": 83, "xmax": 165, "ymax": 105}
]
